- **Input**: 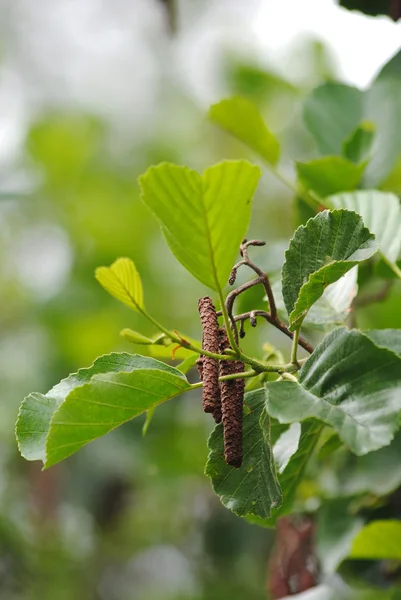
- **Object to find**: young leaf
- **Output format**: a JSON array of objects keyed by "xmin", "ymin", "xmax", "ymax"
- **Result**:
[
  {"xmin": 205, "ymin": 389, "xmax": 282, "ymax": 519},
  {"xmin": 303, "ymin": 83, "xmax": 363, "ymax": 155},
  {"xmin": 342, "ymin": 121, "xmax": 375, "ymax": 163},
  {"xmin": 139, "ymin": 161, "xmax": 261, "ymax": 291},
  {"xmin": 95, "ymin": 257, "xmax": 144, "ymax": 311},
  {"xmin": 265, "ymin": 328, "xmax": 401, "ymax": 455},
  {"xmin": 281, "ymin": 209, "xmax": 377, "ymax": 330},
  {"xmin": 327, "ymin": 190, "xmax": 401, "ymax": 265},
  {"xmin": 349, "ymin": 521, "xmax": 401, "ymax": 561},
  {"xmin": 17, "ymin": 353, "xmax": 191, "ymax": 468},
  {"xmin": 296, "ymin": 156, "xmax": 366, "ymax": 198},
  {"xmin": 209, "ymin": 96, "xmax": 280, "ymax": 165}
]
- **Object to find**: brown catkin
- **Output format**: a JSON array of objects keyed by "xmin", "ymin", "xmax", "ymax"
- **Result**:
[
  {"xmin": 198, "ymin": 297, "xmax": 221, "ymax": 423},
  {"xmin": 219, "ymin": 328, "xmax": 245, "ymax": 468}
]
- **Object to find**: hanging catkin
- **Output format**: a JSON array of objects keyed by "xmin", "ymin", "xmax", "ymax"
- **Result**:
[
  {"xmin": 219, "ymin": 327, "xmax": 245, "ymax": 468},
  {"xmin": 197, "ymin": 297, "xmax": 221, "ymax": 423}
]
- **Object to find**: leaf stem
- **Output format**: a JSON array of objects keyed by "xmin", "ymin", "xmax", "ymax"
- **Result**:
[
  {"xmin": 265, "ymin": 163, "xmax": 320, "ymax": 211},
  {"xmin": 291, "ymin": 327, "xmax": 301, "ymax": 366},
  {"xmin": 383, "ymin": 256, "xmax": 401, "ymax": 280},
  {"xmin": 137, "ymin": 306, "xmax": 232, "ymax": 362}
]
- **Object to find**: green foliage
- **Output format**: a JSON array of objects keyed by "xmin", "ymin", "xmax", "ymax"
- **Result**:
[
  {"xmin": 296, "ymin": 156, "xmax": 366, "ymax": 197},
  {"xmin": 281, "ymin": 209, "xmax": 377, "ymax": 330},
  {"xmin": 350, "ymin": 521, "xmax": 401, "ymax": 561},
  {"xmin": 14, "ymin": 53, "xmax": 401, "ymax": 599},
  {"xmin": 303, "ymin": 83, "xmax": 363, "ymax": 155},
  {"xmin": 95, "ymin": 257, "xmax": 144, "ymax": 311},
  {"xmin": 327, "ymin": 191, "xmax": 401, "ymax": 265},
  {"xmin": 139, "ymin": 160, "xmax": 261, "ymax": 290},
  {"xmin": 17, "ymin": 354, "xmax": 191, "ymax": 468},
  {"xmin": 265, "ymin": 328, "xmax": 401, "ymax": 455},
  {"xmin": 209, "ymin": 96, "xmax": 280, "ymax": 165}
]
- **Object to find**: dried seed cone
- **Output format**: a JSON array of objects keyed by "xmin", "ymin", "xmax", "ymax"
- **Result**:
[
  {"xmin": 198, "ymin": 296, "xmax": 221, "ymax": 423},
  {"xmin": 219, "ymin": 328, "xmax": 245, "ymax": 468}
]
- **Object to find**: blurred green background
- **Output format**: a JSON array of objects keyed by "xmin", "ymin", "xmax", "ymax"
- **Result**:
[{"xmin": 1, "ymin": 1, "xmax": 401, "ymax": 598}]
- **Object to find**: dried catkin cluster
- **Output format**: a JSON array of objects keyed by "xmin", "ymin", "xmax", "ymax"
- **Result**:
[
  {"xmin": 197, "ymin": 297, "xmax": 221, "ymax": 423},
  {"xmin": 218, "ymin": 328, "xmax": 245, "ymax": 468},
  {"xmin": 197, "ymin": 296, "xmax": 245, "ymax": 468}
]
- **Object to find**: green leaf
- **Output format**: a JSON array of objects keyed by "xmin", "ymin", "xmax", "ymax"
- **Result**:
[
  {"xmin": 350, "ymin": 520, "xmax": 401, "ymax": 561},
  {"xmin": 16, "ymin": 353, "xmax": 191, "ymax": 468},
  {"xmin": 303, "ymin": 83, "xmax": 363, "ymax": 155},
  {"xmin": 265, "ymin": 327, "xmax": 401, "ymax": 455},
  {"xmin": 272, "ymin": 267, "xmax": 358, "ymax": 329},
  {"xmin": 327, "ymin": 191, "xmax": 401, "ymax": 265},
  {"xmin": 246, "ymin": 420, "xmax": 322, "ymax": 527},
  {"xmin": 296, "ymin": 156, "xmax": 366, "ymax": 198},
  {"xmin": 209, "ymin": 96, "xmax": 280, "ymax": 165},
  {"xmin": 365, "ymin": 78, "xmax": 401, "ymax": 186},
  {"xmin": 342, "ymin": 121, "xmax": 375, "ymax": 163},
  {"xmin": 95, "ymin": 257, "xmax": 144, "ymax": 311},
  {"xmin": 364, "ymin": 329, "xmax": 401, "ymax": 358},
  {"xmin": 317, "ymin": 499, "xmax": 364, "ymax": 574},
  {"xmin": 139, "ymin": 161, "xmax": 261, "ymax": 291},
  {"xmin": 282, "ymin": 209, "xmax": 377, "ymax": 330},
  {"xmin": 319, "ymin": 431, "xmax": 401, "ymax": 499},
  {"xmin": 205, "ymin": 389, "xmax": 282, "ymax": 519}
]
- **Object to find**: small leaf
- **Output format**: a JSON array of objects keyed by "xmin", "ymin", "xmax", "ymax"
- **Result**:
[
  {"xmin": 17, "ymin": 353, "xmax": 191, "ymax": 467},
  {"xmin": 303, "ymin": 83, "xmax": 363, "ymax": 156},
  {"xmin": 296, "ymin": 156, "xmax": 366, "ymax": 198},
  {"xmin": 120, "ymin": 329, "xmax": 154, "ymax": 345},
  {"xmin": 205, "ymin": 389, "xmax": 282, "ymax": 519},
  {"xmin": 139, "ymin": 161, "xmax": 261, "ymax": 291},
  {"xmin": 327, "ymin": 190, "xmax": 401, "ymax": 265},
  {"xmin": 282, "ymin": 209, "xmax": 377, "ymax": 330},
  {"xmin": 265, "ymin": 328, "xmax": 401, "ymax": 455},
  {"xmin": 95, "ymin": 257, "xmax": 144, "ymax": 311},
  {"xmin": 342, "ymin": 121, "xmax": 375, "ymax": 163},
  {"xmin": 209, "ymin": 96, "xmax": 280, "ymax": 165},
  {"xmin": 350, "ymin": 521, "xmax": 401, "ymax": 561}
]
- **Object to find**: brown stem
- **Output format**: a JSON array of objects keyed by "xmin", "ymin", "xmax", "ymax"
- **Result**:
[
  {"xmin": 235, "ymin": 310, "xmax": 314, "ymax": 355},
  {"xmin": 225, "ymin": 240, "xmax": 314, "ymax": 355}
]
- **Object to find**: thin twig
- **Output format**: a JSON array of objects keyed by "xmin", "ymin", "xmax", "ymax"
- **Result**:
[{"xmin": 234, "ymin": 311, "xmax": 314, "ymax": 354}]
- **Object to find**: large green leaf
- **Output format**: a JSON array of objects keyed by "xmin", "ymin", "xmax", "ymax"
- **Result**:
[
  {"xmin": 95, "ymin": 257, "xmax": 144, "ymax": 311},
  {"xmin": 205, "ymin": 389, "xmax": 282, "ymax": 519},
  {"xmin": 139, "ymin": 161, "xmax": 261, "ymax": 291},
  {"xmin": 17, "ymin": 353, "xmax": 191, "ymax": 468},
  {"xmin": 265, "ymin": 328, "xmax": 401, "ymax": 455},
  {"xmin": 303, "ymin": 83, "xmax": 363, "ymax": 155},
  {"xmin": 296, "ymin": 157, "xmax": 366, "ymax": 198},
  {"xmin": 319, "ymin": 431, "xmax": 401, "ymax": 499},
  {"xmin": 281, "ymin": 209, "xmax": 377, "ymax": 330},
  {"xmin": 209, "ymin": 96, "xmax": 280, "ymax": 165},
  {"xmin": 349, "ymin": 521, "xmax": 401, "ymax": 561},
  {"xmin": 327, "ymin": 191, "xmax": 401, "ymax": 264}
]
